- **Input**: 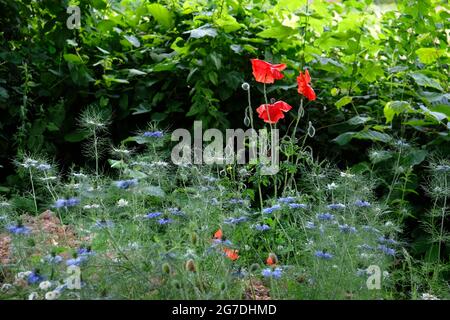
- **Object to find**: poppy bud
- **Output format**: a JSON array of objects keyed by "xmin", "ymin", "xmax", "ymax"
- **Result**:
[
  {"xmin": 185, "ymin": 259, "xmax": 196, "ymax": 272},
  {"xmin": 241, "ymin": 82, "xmax": 250, "ymax": 91},
  {"xmin": 266, "ymin": 253, "xmax": 278, "ymax": 266},
  {"xmin": 190, "ymin": 232, "xmax": 198, "ymax": 246},
  {"xmin": 162, "ymin": 263, "xmax": 171, "ymax": 274},
  {"xmin": 250, "ymin": 263, "xmax": 260, "ymax": 272}
]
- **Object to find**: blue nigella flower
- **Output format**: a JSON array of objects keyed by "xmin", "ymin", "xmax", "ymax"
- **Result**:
[
  {"xmin": 261, "ymin": 268, "xmax": 272, "ymax": 278},
  {"xmin": 43, "ymin": 254, "xmax": 63, "ymax": 264},
  {"xmin": 339, "ymin": 224, "xmax": 357, "ymax": 234},
  {"xmin": 362, "ymin": 226, "xmax": 381, "ymax": 233},
  {"xmin": 378, "ymin": 245, "xmax": 396, "ymax": 256},
  {"xmin": 254, "ymin": 224, "xmax": 270, "ymax": 231},
  {"xmin": 27, "ymin": 271, "xmax": 44, "ymax": 285},
  {"xmin": 288, "ymin": 203, "xmax": 308, "ymax": 209},
  {"xmin": 115, "ymin": 179, "xmax": 138, "ymax": 189},
  {"xmin": 355, "ymin": 200, "xmax": 371, "ymax": 207},
  {"xmin": 157, "ymin": 218, "xmax": 173, "ymax": 225},
  {"xmin": 305, "ymin": 221, "xmax": 316, "ymax": 229},
  {"xmin": 327, "ymin": 203, "xmax": 346, "ymax": 210},
  {"xmin": 53, "ymin": 198, "xmax": 80, "ymax": 208},
  {"xmin": 262, "ymin": 204, "xmax": 281, "ymax": 214},
  {"xmin": 6, "ymin": 224, "xmax": 31, "ymax": 235},
  {"xmin": 37, "ymin": 163, "xmax": 51, "ymax": 171},
  {"xmin": 377, "ymin": 237, "xmax": 398, "ymax": 245},
  {"xmin": 315, "ymin": 250, "xmax": 333, "ymax": 260},
  {"xmin": 93, "ymin": 220, "xmax": 114, "ymax": 229},
  {"xmin": 77, "ymin": 247, "xmax": 94, "ymax": 256},
  {"xmin": 317, "ymin": 212, "xmax": 335, "ymax": 221},
  {"xmin": 224, "ymin": 216, "xmax": 248, "ymax": 225},
  {"xmin": 66, "ymin": 256, "xmax": 88, "ymax": 267},
  {"xmin": 228, "ymin": 198, "xmax": 246, "ymax": 205},
  {"xmin": 168, "ymin": 207, "xmax": 185, "ymax": 216},
  {"xmin": 357, "ymin": 244, "xmax": 374, "ymax": 251},
  {"xmin": 144, "ymin": 212, "xmax": 163, "ymax": 219},
  {"xmin": 277, "ymin": 196, "xmax": 296, "ymax": 204},
  {"xmin": 143, "ymin": 131, "xmax": 164, "ymax": 138},
  {"xmin": 272, "ymin": 267, "xmax": 283, "ymax": 279}
]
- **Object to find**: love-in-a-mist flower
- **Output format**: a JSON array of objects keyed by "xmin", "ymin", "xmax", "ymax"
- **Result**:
[
  {"xmin": 297, "ymin": 69, "xmax": 316, "ymax": 101},
  {"xmin": 250, "ymin": 59, "xmax": 286, "ymax": 84}
]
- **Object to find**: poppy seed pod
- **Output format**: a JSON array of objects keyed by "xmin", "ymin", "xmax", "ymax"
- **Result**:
[
  {"xmin": 162, "ymin": 263, "xmax": 171, "ymax": 274},
  {"xmin": 250, "ymin": 263, "xmax": 260, "ymax": 272},
  {"xmin": 267, "ymin": 253, "xmax": 278, "ymax": 266},
  {"xmin": 190, "ymin": 232, "xmax": 198, "ymax": 246},
  {"xmin": 185, "ymin": 259, "xmax": 196, "ymax": 272},
  {"xmin": 241, "ymin": 82, "xmax": 250, "ymax": 91}
]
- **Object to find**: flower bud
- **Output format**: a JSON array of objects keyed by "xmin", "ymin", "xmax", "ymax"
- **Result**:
[
  {"xmin": 241, "ymin": 82, "xmax": 250, "ymax": 91},
  {"xmin": 185, "ymin": 259, "xmax": 196, "ymax": 272}
]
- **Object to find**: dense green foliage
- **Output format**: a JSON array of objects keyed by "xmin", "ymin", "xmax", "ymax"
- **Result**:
[{"xmin": 0, "ymin": 0, "xmax": 449, "ymax": 300}]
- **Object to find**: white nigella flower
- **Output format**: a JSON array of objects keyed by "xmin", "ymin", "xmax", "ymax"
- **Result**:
[
  {"xmin": 327, "ymin": 182, "xmax": 338, "ymax": 190},
  {"xmin": 340, "ymin": 172, "xmax": 355, "ymax": 178},
  {"xmin": 28, "ymin": 292, "xmax": 39, "ymax": 300},
  {"xmin": 39, "ymin": 281, "xmax": 52, "ymax": 291},
  {"xmin": 421, "ymin": 293, "xmax": 439, "ymax": 300},
  {"xmin": 45, "ymin": 290, "xmax": 60, "ymax": 300},
  {"xmin": 1, "ymin": 283, "xmax": 12, "ymax": 292},
  {"xmin": 117, "ymin": 199, "xmax": 129, "ymax": 207},
  {"xmin": 83, "ymin": 204, "xmax": 100, "ymax": 210}
]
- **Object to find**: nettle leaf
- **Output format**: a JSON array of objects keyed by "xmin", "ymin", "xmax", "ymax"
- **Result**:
[
  {"xmin": 63, "ymin": 53, "xmax": 83, "ymax": 64},
  {"xmin": 185, "ymin": 26, "xmax": 218, "ymax": 39},
  {"xmin": 354, "ymin": 130, "xmax": 392, "ymax": 143},
  {"xmin": 124, "ymin": 35, "xmax": 141, "ymax": 47},
  {"xmin": 257, "ymin": 25, "xmax": 296, "ymax": 39},
  {"xmin": 128, "ymin": 68, "xmax": 147, "ymax": 76},
  {"xmin": 347, "ymin": 116, "xmax": 371, "ymax": 126},
  {"xmin": 384, "ymin": 101, "xmax": 412, "ymax": 123},
  {"xmin": 409, "ymin": 72, "xmax": 443, "ymax": 91},
  {"xmin": 335, "ymin": 96, "xmax": 352, "ymax": 110},
  {"xmin": 415, "ymin": 47, "xmax": 445, "ymax": 64},
  {"xmin": 148, "ymin": 3, "xmax": 174, "ymax": 29}
]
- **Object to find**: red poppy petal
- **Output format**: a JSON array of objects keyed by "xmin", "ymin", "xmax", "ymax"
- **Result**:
[{"xmin": 274, "ymin": 101, "xmax": 293, "ymax": 112}]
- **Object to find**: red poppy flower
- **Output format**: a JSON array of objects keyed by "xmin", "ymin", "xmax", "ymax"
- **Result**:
[
  {"xmin": 213, "ymin": 229, "xmax": 223, "ymax": 240},
  {"xmin": 224, "ymin": 248, "xmax": 239, "ymax": 261},
  {"xmin": 297, "ymin": 69, "xmax": 316, "ymax": 101},
  {"xmin": 266, "ymin": 256, "xmax": 275, "ymax": 266},
  {"xmin": 251, "ymin": 59, "xmax": 286, "ymax": 84},
  {"xmin": 256, "ymin": 101, "xmax": 293, "ymax": 124}
]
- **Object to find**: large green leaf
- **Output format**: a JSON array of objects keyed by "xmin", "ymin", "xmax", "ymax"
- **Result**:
[
  {"xmin": 257, "ymin": 26, "xmax": 296, "ymax": 39},
  {"xmin": 415, "ymin": 48, "xmax": 445, "ymax": 64},
  {"xmin": 409, "ymin": 72, "xmax": 443, "ymax": 91},
  {"xmin": 148, "ymin": 3, "xmax": 173, "ymax": 29},
  {"xmin": 384, "ymin": 101, "xmax": 412, "ymax": 123},
  {"xmin": 335, "ymin": 96, "xmax": 352, "ymax": 110}
]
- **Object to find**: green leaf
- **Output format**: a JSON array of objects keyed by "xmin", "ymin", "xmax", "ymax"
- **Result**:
[
  {"xmin": 333, "ymin": 132, "xmax": 356, "ymax": 145},
  {"xmin": 124, "ymin": 35, "xmax": 140, "ymax": 47},
  {"xmin": 186, "ymin": 26, "xmax": 218, "ymax": 39},
  {"xmin": 384, "ymin": 101, "xmax": 412, "ymax": 123},
  {"xmin": 66, "ymin": 39, "xmax": 78, "ymax": 47},
  {"xmin": 64, "ymin": 130, "xmax": 90, "ymax": 142},
  {"xmin": 409, "ymin": 72, "xmax": 443, "ymax": 91},
  {"xmin": 415, "ymin": 48, "xmax": 445, "ymax": 64},
  {"xmin": 215, "ymin": 15, "xmax": 242, "ymax": 33},
  {"xmin": 257, "ymin": 26, "xmax": 296, "ymax": 39},
  {"xmin": 128, "ymin": 69, "xmax": 147, "ymax": 76},
  {"xmin": 140, "ymin": 186, "xmax": 166, "ymax": 198},
  {"xmin": 63, "ymin": 54, "xmax": 83, "ymax": 65},
  {"xmin": 354, "ymin": 130, "xmax": 392, "ymax": 143},
  {"xmin": 335, "ymin": 96, "xmax": 352, "ymax": 110},
  {"xmin": 148, "ymin": 3, "xmax": 174, "ymax": 29},
  {"xmin": 403, "ymin": 149, "xmax": 428, "ymax": 166},
  {"xmin": 347, "ymin": 116, "xmax": 370, "ymax": 125}
]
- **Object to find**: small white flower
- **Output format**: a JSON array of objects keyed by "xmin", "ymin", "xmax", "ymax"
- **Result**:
[
  {"xmin": 383, "ymin": 271, "xmax": 389, "ymax": 279},
  {"xmin": 28, "ymin": 292, "xmax": 39, "ymax": 300},
  {"xmin": 1, "ymin": 283, "xmax": 12, "ymax": 292},
  {"xmin": 340, "ymin": 172, "xmax": 355, "ymax": 178},
  {"xmin": 45, "ymin": 290, "xmax": 60, "ymax": 300},
  {"xmin": 117, "ymin": 199, "xmax": 129, "ymax": 207},
  {"xmin": 16, "ymin": 272, "xmax": 26, "ymax": 280},
  {"xmin": 83, "ymin": 204, "xmax": 100, "ymax": 210},
  {"xmin": 421, "ymin": 293, "xmax": 439, "ymax": 300},
  {"xmin": 327, "ymin": 182, "xmax": 338, "ymax": 190},
  {"xmin": 23, "ymin": 271, "xmax": 32, "ymax": 277},
  {"xmin": 39, "ymin": 281, "xmax": 52, "ymax": 291},
  {"xmin": 385, "ymin": 221, "xmax": 394, "ymax": 227}
]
